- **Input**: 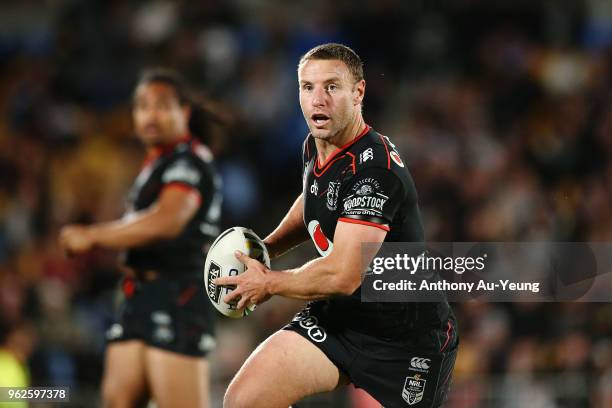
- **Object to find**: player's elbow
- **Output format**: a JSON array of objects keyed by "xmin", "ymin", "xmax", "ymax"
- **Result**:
[
  {"xmin": 155, "ymin": 217, "xmax": 187, "ymax": 239},
  {"xmin": 330, "ymin": 272, "xmax": 361, "ymax": 296}
]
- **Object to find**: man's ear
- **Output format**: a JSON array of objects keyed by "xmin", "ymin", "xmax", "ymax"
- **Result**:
[{"xmin": 354, "ymin": 79, "xmax": 365, "ymax": 106}]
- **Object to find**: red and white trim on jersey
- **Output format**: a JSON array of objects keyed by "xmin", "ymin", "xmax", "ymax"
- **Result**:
[
  {"xmin": 142, "ymin": 134, "xmax": 193, "ymax": 168},
  {"xmin": 162, "ymin": 182, "xmax": 202, "ymax": 205},
  {"xmin": 338, "ymin": 217, "xmax": 390, "ymax": 232},
  {"xmin": 345, "ymin": 151, "xmax": 357, "ymax": 175},
  {"xmin": 313, "ymin": 125, "xmax": 371, "ymax": 176},
  {"xmin": 440, "ymin": 320, "xmax": 453, "ymax": 352},
  {"xmin": 378, "ymin": 134, "xmax": 391, "ymax": 170}
]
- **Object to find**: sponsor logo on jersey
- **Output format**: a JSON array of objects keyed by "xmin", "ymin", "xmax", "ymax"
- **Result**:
[
  {"xmin": 343, "ymin": 196, "xmax": 387, "ymax": 213},
  {"xmin": 391, "ymin": 151, "xmax": 404, "ymax": 167},
  {"xmin": 162, "ymin": 159, "xmax": 201, "ymax": 185},
  {"xmin": 298, "ymin": 315, "xmax": 327, "ymax": 342},
  {"xmin": 382, "ymin": 135, "xmax": 405, "ymax": 168},
  {"xmin": 356, "ymin": 184, "xmax": 373, "ymax": 196},
  {"xmin": 310, "ymin": 179, "xmax": 319, "ymax": 195},
  {"xmin": 410, "ymin": 357, "xmax": 431, "ymax": 373},
  {"xmin": 360, "ymin": 147, "xmax": 374, "ymax": 163},
  {"xmin": 307, "ymin": 220, "xmax": 333, "ymax": 257},
  {"xmin": 402, "ymin": 374, "xmax": 426, "ymax": 405},
  {"xmin": 342, "ymin": 178, "xmax": 388, "ymax": 215},
  {"xmin": 326, "ymin": 181, "xmax": 341, "ymax": 210},
  {"xmin": 207, "ymin": 262, "xmax": 222, "ymax": 303}
]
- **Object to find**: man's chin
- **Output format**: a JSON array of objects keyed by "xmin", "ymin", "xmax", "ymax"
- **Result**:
[{"xmin": 310, "ymin": 128, "xmax": 333, "ymax": 140}]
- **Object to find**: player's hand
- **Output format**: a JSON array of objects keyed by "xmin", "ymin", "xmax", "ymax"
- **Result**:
[
  {"xmin": 59, "ymin": 224, "xmax": 95, "ymax": 256},
  {"xmin": 214, "ymin": 250, "xmax": 272, "ymax": 310}
]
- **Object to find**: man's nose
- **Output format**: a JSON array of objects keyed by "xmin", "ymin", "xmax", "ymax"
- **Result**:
[{"xmin": 311, "ymin": 87, "xmax": 326, "ymax": 107}]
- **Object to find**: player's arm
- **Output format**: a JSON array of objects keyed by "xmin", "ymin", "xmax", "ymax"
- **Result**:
[
  {"xmin": 217, "ymin": 221, "xmax": 386, "ymax": 308},
  {"xmin": 263, "ymin": 193, "xmax": 309, "ymax": 259},
  {"xmin": 268, "ymin": 221, "xmax": 386, "ymax": 299},
  {"xmin": 59, "ymin": 186, "xmax": 200, "ymax": 254}
]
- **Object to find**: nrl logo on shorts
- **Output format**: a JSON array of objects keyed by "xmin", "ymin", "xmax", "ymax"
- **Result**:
[
  {"xmin": 326, "ymin": 181, "xmax": 340, "ymax": 210},
  {"xmin": 402, "ymin": 374, "xmax": 426, "ymax": 405}
]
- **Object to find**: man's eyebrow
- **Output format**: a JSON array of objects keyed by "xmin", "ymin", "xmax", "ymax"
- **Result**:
[{"xmin": 299, "ymin": 76, "xmax": 342, "ymax": 84}]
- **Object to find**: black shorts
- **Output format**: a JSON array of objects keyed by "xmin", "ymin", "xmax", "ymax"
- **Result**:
[
  {"xmin": 106, "ymin": 275, "xmax": 216, "ymax": 357},
  {"xmin": 283, "ymin": 303, "xmax": 458, "ymax": 408}
]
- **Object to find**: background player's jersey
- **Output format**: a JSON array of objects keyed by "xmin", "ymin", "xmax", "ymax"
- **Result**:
[
  {"xmin": 124, "ymin": 137, "xmax": 222, "ymax": 277},
  {"xmin": 302, "ymin": 125, "xmax": 452, "ymax": 336}
]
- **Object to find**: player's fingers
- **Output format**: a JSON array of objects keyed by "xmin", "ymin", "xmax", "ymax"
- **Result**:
[
  {"xmin": 223, "ymin": 287, "xmax": 241, "ymax": 304},
  {"xmin": 236, "ymin": 295, "xmax": 248, "ymax": 310},
  {"xmin": 234, "ymin": 250, "xmax": 252, "ymax": 265},
  {"xmin": 214, "ymin": 276, "xmax": 238, "ymax": 286},
  {"xmin": 236, "ymin": 292, "xmax": 256, "ymax": 310}
]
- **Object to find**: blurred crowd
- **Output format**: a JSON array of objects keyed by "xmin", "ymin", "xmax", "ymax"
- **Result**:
[{"xmin": 1, "ymin": 1, "xmax": 612, "ymax": 407}]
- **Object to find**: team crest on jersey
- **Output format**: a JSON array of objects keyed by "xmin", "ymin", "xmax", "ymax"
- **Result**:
[
  {"xmin": 326, "ymin": 181, "xmax": 341, "ymax": 210},
  {"xmin": 402, "ymin": 374, "xmax": 426, "ymax": 405}
]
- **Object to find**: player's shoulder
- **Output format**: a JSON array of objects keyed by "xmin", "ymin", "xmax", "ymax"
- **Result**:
[
  {"xmin": 350, "ymin": 127, "xmax": 408, "ymax": 176},
  {"xmin": 170, "ymin": 139, "xmax": 214, "ymax": 166},
  {"xmin": 302, "ymin": 133, "xmax": 316, "ymax": 163}
]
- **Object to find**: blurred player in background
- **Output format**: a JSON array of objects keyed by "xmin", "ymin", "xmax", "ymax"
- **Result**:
[
  {"xmin": 59, "ymin": 69, "xmax": 224, "ymax": 408},
  {"xmin": 216, "ymin": 43, "xmax": 458, "ymax": 407}
]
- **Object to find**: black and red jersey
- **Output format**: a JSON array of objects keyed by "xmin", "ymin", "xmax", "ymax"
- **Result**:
[
  {"xmin": 123, "ymin": 137, "xmax": 222, "ymax": 276},
  {"xmin": 302, "ymin": 125, "xmax": 452, "ymax": 335},
  {"xmin": 302, "ymin": 125, "xmax": 424, "ymax": 251}
]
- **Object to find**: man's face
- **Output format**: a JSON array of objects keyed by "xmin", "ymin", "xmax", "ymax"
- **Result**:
[
  {"xmin": 133, "ymin": 82, "xmax": 190, "ymax": 146},
  {"xmin": 298, "ymin": 59, "xmax": 365, "ymax": 141}
]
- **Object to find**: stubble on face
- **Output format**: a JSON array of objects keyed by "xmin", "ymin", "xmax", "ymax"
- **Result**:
[{"xmin": 298, "ymin": 59, "xmax": 359, "ymax": 144}]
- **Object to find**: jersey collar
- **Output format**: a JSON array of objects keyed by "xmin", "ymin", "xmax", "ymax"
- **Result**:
[
  {"xmin": 143, "ymin": 134, "xmax": 192, "ymax": 166},
  {"xmin": 315, "ymin": 124, "xmax": 370, "ymax": 170}
]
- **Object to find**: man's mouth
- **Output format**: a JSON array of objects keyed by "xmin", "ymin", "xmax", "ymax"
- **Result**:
[
  {"xmin": 144, "ymin": 124, "xmax": 160, "ymax": 134},
  {"xmin": 311, "ymin": 114, "xmax": 330, "ymax": 127}
]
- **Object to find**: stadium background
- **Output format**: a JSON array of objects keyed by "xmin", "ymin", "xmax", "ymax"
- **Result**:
[{"xmin": 1, "ymin": 1, "xmax": 612, "ymax": 407}]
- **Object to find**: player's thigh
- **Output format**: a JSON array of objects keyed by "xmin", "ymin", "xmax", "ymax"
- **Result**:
[
  {"xmin": 102, "ymin": 340, "xmax": 149, "ymax": 408},
  {"xmin": 145, "ymin": 346, "xmax": 209, "ymax": 408},
  {"xmin": 224, "ymin": 329, "xmax": 348, "ymax": 408}
]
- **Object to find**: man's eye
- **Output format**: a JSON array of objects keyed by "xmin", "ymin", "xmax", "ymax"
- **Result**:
[
  {"xmin": 327, "ymin": 84, "xmax": 337, "ymax": 92},
  {"xmin": 303, "ymin": 85, "xmax": 313, "ymax": 91}
]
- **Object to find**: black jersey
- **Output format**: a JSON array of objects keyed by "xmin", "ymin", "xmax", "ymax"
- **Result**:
[
  {"xmin": 302, "ymin": 125, "xmax": 452, "ymax": 336},
  {"xmin": 124, "ymin": 137, "xmax": 222, "ymax": 276}
]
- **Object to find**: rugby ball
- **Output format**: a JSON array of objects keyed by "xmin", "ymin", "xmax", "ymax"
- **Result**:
[{"xmin": 204, "ymin": 227, "xmax": 270, "ymax": 318}]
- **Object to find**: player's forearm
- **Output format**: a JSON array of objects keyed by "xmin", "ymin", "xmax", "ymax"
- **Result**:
[
  {"xmin": 266, "ymin": 256, "xmax": 360, "ymax": 300},
  {"xmin": 88, "ymin": 208, "xmax": 182, "ymax": 249},
  {"xmin": 264, "ymin": 194, "xmax": 309, "ymax": 258}
]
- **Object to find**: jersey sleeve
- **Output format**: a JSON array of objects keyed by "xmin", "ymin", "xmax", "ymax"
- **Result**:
[
  {"xmin": 160, "ymin": 157, "xmax": 203, "ymax": 200},
  {"xmin": 337, "ymin": 167, "xmax": 405, "ymax": 231}
]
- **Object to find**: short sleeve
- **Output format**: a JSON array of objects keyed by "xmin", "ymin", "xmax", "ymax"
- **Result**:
[
  {"xmin": 161, "ymin": 158, "xmax": 202, "ymax": 188},
  {"xmin": 338, "ymin": 167, "xmax": 404, "ymax": 231}
]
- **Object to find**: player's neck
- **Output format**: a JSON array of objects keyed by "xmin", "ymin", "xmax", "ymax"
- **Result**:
[{"xmin": 315, "ymin": 116, "xmax": 365, "ymax": 164}]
